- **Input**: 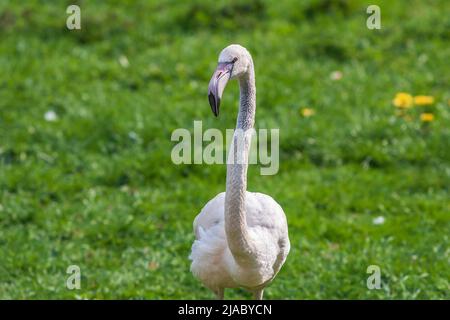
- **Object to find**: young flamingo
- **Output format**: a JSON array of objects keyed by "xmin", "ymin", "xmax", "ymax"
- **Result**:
[{"xmin": 189, "ymin": 44, "xmax": 290, "ymax": 300}]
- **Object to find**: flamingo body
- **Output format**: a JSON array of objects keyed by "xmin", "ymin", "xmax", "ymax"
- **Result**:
[{"xmin": 190, "ymin": 191, "xmax": 290, "ymax": 292}]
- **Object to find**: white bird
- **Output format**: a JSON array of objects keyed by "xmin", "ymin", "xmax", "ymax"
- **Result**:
[{"xmin": 189, "ymin": 44, "xmax": 290, "ymax": 300}]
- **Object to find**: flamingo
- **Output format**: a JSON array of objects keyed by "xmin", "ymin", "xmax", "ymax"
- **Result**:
[{"xmin": 189, "ymin": 44, "xmax": 290, "ymax": 300}]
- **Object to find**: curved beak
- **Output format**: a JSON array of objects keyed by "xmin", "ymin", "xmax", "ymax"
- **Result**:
[{"xmin": 208, "ymin": 62, "xmax": 234, "ymax": 117}]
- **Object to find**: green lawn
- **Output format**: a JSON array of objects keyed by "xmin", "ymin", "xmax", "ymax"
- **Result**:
[{"xmin": 0, "ymin": 0, "xmax": 449, "ymax": 299}]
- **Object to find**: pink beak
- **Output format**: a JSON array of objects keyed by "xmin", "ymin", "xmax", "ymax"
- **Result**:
[{"xmin": 208, "ymin": 62, "xmax": 234, "ymax": 117}]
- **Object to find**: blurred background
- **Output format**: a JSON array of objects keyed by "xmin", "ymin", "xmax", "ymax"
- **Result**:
[{"xmin": 0, "ymin": 0, "xmax": 449, "ymax": 299}]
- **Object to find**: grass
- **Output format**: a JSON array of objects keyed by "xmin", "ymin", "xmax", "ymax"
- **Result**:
[{"xmin": 0, "ymin": 0, "xmax": 449, "ymax": 299}]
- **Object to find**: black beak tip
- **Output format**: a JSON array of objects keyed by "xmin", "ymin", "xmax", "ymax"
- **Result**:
[{"xmin": 208, "ymin": 92, "xmax": 220, "ymax": 117}]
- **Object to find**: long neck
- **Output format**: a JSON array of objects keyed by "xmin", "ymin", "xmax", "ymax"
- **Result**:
[{"xmin": 225, "ymin": 61, "xmax": 257, "ymax": 265}]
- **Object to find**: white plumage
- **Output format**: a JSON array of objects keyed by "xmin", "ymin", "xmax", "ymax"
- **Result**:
[{"xmin": 189, "ymin": 44, "xmax": 290, "ymax": 300}]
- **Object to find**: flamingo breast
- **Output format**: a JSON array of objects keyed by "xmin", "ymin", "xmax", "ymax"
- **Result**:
[{"xmin": 189, "ymin": 192, "xmax": 290, "ymax": 290}]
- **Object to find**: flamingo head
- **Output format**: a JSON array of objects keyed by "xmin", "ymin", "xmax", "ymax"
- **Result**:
[{"xmin": 208, "ymin": 44, "xmax": 252, "ymax": 117}]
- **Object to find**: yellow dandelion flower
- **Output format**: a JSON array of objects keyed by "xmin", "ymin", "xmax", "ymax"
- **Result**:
[
  {"xmin": 420, "ymin": 113, "xmax": 434, "ymax": 122},
  {"xmin": 301, "ymin": 108, "xmax": 315, "ymax": 117},
  {"xmin": 393, "ymin": 92, "xmax": 413, "ymax": 109},
  {"xmin": 414, "ymin": 95, "xmax": 434, "ymax": 106}
]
